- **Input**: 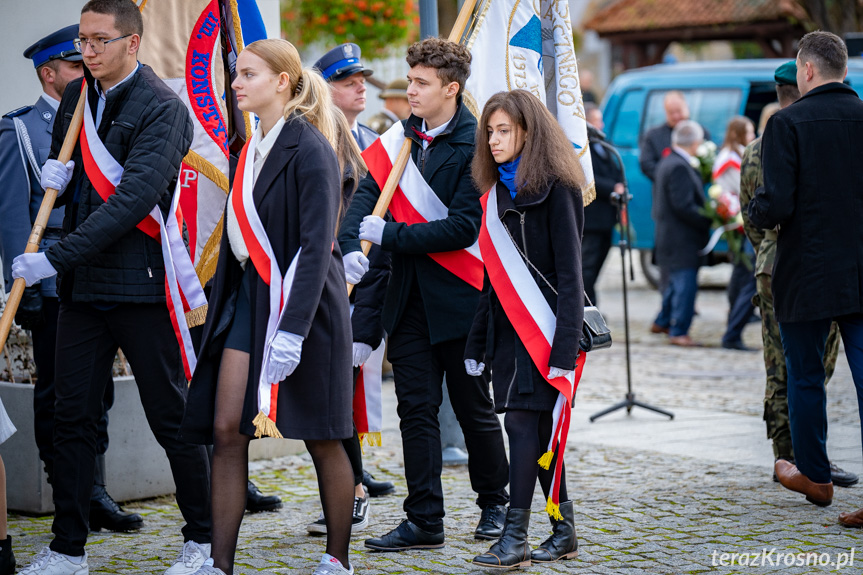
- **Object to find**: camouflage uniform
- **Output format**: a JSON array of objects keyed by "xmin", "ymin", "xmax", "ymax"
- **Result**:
[
  {"xmin": 366, "ymin": 110, "xmax": 398, "ymax": 135},
  {"xmin": 740, "ymin": 138, "xmax": 840, "ymax": 460}
]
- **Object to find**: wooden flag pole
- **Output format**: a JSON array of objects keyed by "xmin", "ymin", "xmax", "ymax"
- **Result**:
[
  {"xmin": 347, "ymin": 0, "xmax": 479, "ymax": 295},
  {"xmin": 0, "ymin": 84, "xmax": 87, "ymax": 350}
]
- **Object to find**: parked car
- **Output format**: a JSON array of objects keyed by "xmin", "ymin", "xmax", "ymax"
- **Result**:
[{"xmin": 600, "ymin": 59, "xmax": 863, "ymax": 288}]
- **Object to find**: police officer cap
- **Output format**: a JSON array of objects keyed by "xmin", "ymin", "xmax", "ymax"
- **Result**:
[
  {"xmin": 314, "ymin": 43, "xmax": 373, "ymax": 82},
  {"xmin": 774, "ymin": 61, "xmax": 797, "ymax": 86},
  {"xmin": 24, "ymin": 24, "xmax": 83, "ymax": 69}
]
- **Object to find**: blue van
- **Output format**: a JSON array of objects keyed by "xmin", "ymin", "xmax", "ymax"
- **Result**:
[{"xmin": 601, "ymin": 59, "xmax": 863, "ymax": 287}]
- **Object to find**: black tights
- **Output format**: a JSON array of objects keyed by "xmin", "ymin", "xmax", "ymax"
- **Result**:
[
  {"xmin": 209, "ymin": 349, "xmax": 354, "ymax": 573},
  {"xmin": 504, "ymin": 409, "xmax": 568, "ymax": 509}
]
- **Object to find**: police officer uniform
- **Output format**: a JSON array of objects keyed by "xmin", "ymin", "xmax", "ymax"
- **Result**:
[
  {"xmin": 314, "ymin": 43, "xmax": 379, "ymax": 149},
  {"xmin": 0, "ymin": 24, "xmax": 142, "ymax": 531}
]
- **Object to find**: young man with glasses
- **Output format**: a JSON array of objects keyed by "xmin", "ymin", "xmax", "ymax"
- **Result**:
[{"xmin": 14, "ymin": 1, "xmax": 211, "ymax": 573}]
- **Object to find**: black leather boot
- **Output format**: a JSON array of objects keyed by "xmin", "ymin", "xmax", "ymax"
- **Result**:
[
  {"xmin": 0, "ymin": 535, "xmax": 15, "ymax": 575},
  {"xmin": 530, "ymin": 500, "xmax": 578, "ymax": 563},
  {"xmin": 472, "ymin": 508, "xmax": 532, "ymax": 569},
  {"xmin": 89, "ymin": 454, "xmax": 144, "ymax": 532}
]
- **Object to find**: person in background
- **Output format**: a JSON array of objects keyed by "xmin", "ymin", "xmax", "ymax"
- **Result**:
[
  {"xmin": 579, "ymin": 69, "xmax": 598, "ymax": 104},
  {"xmin": 0, "ymin": 24, "xmax": 142, "ymax": 534},
  {"xmin": 314, "ymin": 43, "xmax": 377, "ymax": 150},
  {"xmin": 650, "ymin": 121, "xmax": 711, "ymax": 347},
  {"xmin": 714, "ymin": 116, "xmax": 758, "ymax": 352},
  {"xmin": 745, "ymin": 52, "xmax": 860, "ymax": 502},
  {"xmin": 582, "ymin": 103, "xmax": 623, "ymax": 306},
  {"xmin": 639, "ymin": 91, "xmax": 710, "ymax": 182},
  {"xmin": 0, "ymin": 399, "xmax": 16, "ymax": 574},
  {"xmin": 367, "ymin": 79, "xmax": 411, "ymax": 135}
]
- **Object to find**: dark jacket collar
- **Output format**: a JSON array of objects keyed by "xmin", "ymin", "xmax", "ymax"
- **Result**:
[
  {"xmin": 798, "ymin": 81, "xmax": 859, "ymax": 102},
  {"xmin": 403, "ymin": 98, "xmax": 475, "ymax": 146},
  {"xmin": 495, "ymin": 178, "xmax": 554, "ymax": 218},
  {"xmin": 252, "ymin": 113, "xmax": 306, "ymax": 206}
]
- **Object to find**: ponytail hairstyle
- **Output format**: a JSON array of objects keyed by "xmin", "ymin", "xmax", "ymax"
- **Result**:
[
  {"xmin": 333, "ymin": 108, "xmax": 367, "ymax": 196},
  {"xmin": 473, "ymin": 89, "xmax": 586, "ymax": 197},
  {"xmin": 243, "ymin": 39, "xmax": 339, "ymax": 149}
]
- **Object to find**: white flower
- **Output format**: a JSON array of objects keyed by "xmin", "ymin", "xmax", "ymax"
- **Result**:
[
  {"xmin": 689, "ymin": 157, "xmax": 701, "ymax": 170},
  {"xmin": 708, "ymin": 184, "xmax": 723, "ymax": 200}
]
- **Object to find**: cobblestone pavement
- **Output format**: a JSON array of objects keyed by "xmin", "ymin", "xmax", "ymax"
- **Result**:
[{"xmin": 9, "ymin": 259, "xmax": 863, "ymax": 574}]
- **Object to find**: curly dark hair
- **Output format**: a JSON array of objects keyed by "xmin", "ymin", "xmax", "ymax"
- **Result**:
[
  {"xmin": 82, "ymin": 0, "xmax": 144, "ymax": 37},
  {"xmin": 473, "ymin": 90, "xmax": 585, "ymax": 197},
  {"xmin": 406, "ymin": 38, "xmax": 471, "ymax": 96}
]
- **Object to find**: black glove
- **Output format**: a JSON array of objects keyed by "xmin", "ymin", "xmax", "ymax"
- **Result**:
[{"xmin": 15, "ymin": 285, "xmax": 44, "ymax": 330}]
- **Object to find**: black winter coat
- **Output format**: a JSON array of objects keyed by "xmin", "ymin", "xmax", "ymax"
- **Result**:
[
  {"xmin": 652, "ymin": 151, "xmax": 711, "ymax": 270},
  {"xmin": 584, "ymin": 141, "xmax": 622, "ymax": 233},
  {"xmin": 339, "ymin": 100, "xmax": 482, "ymax": 344},
  {"xmin": 46, "ymin": 66, "xmax": 192, "ymax": 303},
  {"xmin": 465, "ymin": 181, "xmax": 584, "ymax": 413},
  {"xmin": 182, "ymin": 116, "xmax": 353, "ymax": 442},
  {"xmin": 749, "ymin": 82, "xmax": 863, "ymax": 323}
]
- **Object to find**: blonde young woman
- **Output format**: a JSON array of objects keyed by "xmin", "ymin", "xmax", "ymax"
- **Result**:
[{"xmin": 181, "ymin": 39, "xmax": 356, "ymax": 575}]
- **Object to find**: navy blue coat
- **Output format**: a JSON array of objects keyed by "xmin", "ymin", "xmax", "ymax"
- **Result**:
[{"xmin": 0, "ymin": 96, "xmax": 65, "ymax": 295}]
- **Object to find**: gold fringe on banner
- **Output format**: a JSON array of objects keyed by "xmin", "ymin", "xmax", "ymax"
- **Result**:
[
  {"xmin": 184, "ymin": 151, "xmax": 229, "ymax": 192},
  {"xmin": 185, "ymin": 304, "xmax": 209, "ymax": 328},
  {"xmin": 195, "ymin": 214, "xmax": 224, "ymax": 285}
]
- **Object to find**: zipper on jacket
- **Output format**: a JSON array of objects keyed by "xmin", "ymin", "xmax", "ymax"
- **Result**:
[{"xmin": 519, "ymin": 212, "xmax": 528, "ymax": 257}]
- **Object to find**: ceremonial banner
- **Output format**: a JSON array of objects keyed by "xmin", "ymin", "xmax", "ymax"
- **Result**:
[
  {"xmin": 464, "ymin": 0, "xmax": 595, "ymax": 202},
  {"xmin": 137, "ymin": 0, "xmax": 266, "ymax": 284}
]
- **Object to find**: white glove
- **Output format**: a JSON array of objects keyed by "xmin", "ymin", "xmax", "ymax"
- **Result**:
[
  {"xmin": 465, "ymin": 359, "xmax": 485, "ymax": 376},
  {"xmin": 352, "ymin": 342, "xmax": 373, "ymax": 367},
  {"xmin": 343, "ymin": 251, "xmax": 370, "ymax": 285},
  {"xmin": 265, "ymin": 331, "xmax": 304, "ymax": 383},
  {"xmin": 11, "ymin": 253, "xmax": 57, "ymax": 287},
  {"xmin": 358, "ymin": 215, "xmax": 386, "ymax": 245},
  {"xmin": 41, "ymin": 159, "xmax": 74, "ymax": 195},
  {"xmin": 548, "ymin": 366, "xmax": 573, "ymax": 380}
]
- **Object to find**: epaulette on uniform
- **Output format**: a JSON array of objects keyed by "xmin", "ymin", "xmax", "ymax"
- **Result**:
[{"xmin": 2, "ymin": 105, "xmax": 34, "ymax": 119}]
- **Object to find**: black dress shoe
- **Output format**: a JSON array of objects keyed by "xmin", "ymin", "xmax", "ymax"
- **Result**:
[
  {"xmin": 246, "ymin": 480, "xmax": 283, "ymax": 512},
  {"xmin": 362, "ymin": 469, "xmax": 396, "ymax": 497},
  {"xmin": 831, "ymin": 462, "xmax": 860, "ymax": 488},
  {"xmin": 475, "ymin": 504, "xmax": 507, "ymax": 540},
  {"xmin": 364, "ymin": 519, "xmax": 444, "ymax": 551},
  {"xmin": 89, "ymin": 486, "xmax": 144, "ymax": 532},
  {"xmin": 721, "ymin": 340, "xmax": 755, "ymax": 352}
]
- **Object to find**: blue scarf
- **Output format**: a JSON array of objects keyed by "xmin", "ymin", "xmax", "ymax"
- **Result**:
[{"xmin": 498, "ymin": 156, "xmax": 521, "ymax": 199}]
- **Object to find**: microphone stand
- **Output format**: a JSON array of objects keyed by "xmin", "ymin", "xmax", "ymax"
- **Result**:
[{"xmin": 587, "ymin": 133, "xmax": 673, "ymax": 422}]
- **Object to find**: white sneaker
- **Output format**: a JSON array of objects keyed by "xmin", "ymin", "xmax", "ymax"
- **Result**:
[
  {"xmin": 164, "ymin": 541, "xmax": 211, "ymax": 575},
  {"xmin": 19, "ymin": 547, "xmax": 88, "ymax": 575},
  {"xmin": 188, "ymin": 558, "xmax": 226, "ymax": 574},
  {"xmin": 312, "ymin": 554, "xmax": 353, "ymax": 575}
]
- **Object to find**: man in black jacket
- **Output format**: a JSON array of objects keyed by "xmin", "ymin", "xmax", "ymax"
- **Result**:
[
  {"xmin": 339, "ymin": 38, "xmax": 509, "ymax": 551},
  {"xmin": 651, "ymin": 120, "xmax": 711, "ymax": 347},
  {"xmin": 583, "ymin": 104, "xmax": 623, "ymax": 305},
  {"xmin": 749, "ymin": 31, "xmax": 863, "ymax": 520},
  {"xmin": 639, "ymin": 91, "xmax": 710, "ymax": 182},
  {"xmin": 12, "ymin": 2, "xmax": 210, "ymax": 573}
]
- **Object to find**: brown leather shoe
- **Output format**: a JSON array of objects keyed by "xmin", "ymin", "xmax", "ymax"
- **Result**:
[
  {"xmin": 669, "ymin": 335, "xmax": 700, "ymax": 347},
  {"xmin": 650, "ymin": 323, "xmax": 670, "ymax": 334},
  {"xmin": 774, "ymin": 459, "xmax": 833, "ymax": 506},
  {"xmin": 839, "ymin": 508, "xmax": 863, "ymax": 527}
]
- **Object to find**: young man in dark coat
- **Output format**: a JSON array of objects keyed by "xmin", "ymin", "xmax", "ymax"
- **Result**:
[
  {"xmin": 12, "ymin": 2, "xmax": 210, "ymax": 573},
  {"xmin": 650, "ymin": 120, "xmax": 711, "ymax": 347},
  {"xmin": 749, "ymin": 31, "xmax": 863, "ymax": 521},
  {"xmin": 339, "ymin": 37, "xmax": 510, "ymax": 551}
]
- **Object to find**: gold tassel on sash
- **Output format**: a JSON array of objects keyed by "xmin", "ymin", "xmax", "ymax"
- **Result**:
[
  {"xmin": 185, "ymin": 304, "xmax": 208, "ymax": 328},
  {"xmin": 546, "ymin": 497, "xmax": 563, "ymax": 521},
  {"xmin": 537, "ymin": 450, "xmax": 554, "ymax": 470},
  {"xmin": 252, "ymin": 411, "xmax": 283, "ymax": 439}
]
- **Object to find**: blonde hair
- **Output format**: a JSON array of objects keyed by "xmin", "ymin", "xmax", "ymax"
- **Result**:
[
  {"xmin": 244, "ymin": 39, "xmax": 339, "ymax": 148},
  {"xmin": 332, "ymin": 108, "xmax": 367, "ymax": 196}
]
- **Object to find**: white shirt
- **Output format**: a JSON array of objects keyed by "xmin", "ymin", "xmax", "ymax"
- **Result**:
[
  {"xmin": 94, "ymin": 62, "xmax": 140, "ymax": 127},
  {"xmin": 420, "ymin": 114, "xmax": 454, "ymax": 150},
  {"xmin": 227, "ymin": 116, "xmax": 287, "ymax": 266},
  {"xmin": 672, "ymin": 146, "xmax": 694, "ymax": 166},
  {"xmin": 41, "ymin": 94, "xmax": 60, "ymax": 111}
]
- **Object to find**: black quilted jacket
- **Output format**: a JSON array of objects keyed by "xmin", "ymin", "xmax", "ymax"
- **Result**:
[{"xmin": 46, "ymin": 64, "xmax": 193, "ymax": 303}]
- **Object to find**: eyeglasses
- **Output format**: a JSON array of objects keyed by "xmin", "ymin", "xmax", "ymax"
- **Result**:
[{"xmin": 73, "ymin": 34, "xmax": 131, "ymax": 54}]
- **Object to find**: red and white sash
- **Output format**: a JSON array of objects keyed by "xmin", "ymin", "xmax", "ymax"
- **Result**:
[
  {"xmin": 230, "ymin": 129, "xmax": 301, "ymax": 439},
  {"xmin": 712, "ymin": 147, "xmax": 742, "ymax": 179},
  {"xmin": 353, "ymin": 336, "xmax": 385, "ymax": 448},
  {"xmin": 478, "ymin": 186, "xmax": 586, "ymax": 519},
  {"xmin": 78, "ymin": 85, "xmax": 207, "ymax": 381},
  {"xmin": 361, "ymin": 122, "xmax": 484, "ymax": 290}
]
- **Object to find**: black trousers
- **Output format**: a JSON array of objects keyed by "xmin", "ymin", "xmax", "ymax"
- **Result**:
[
  {"xmin": 49, "ymin": 301, "xmax": 211, "ymax": 557},
  {"xmin": 387, "ymin": 292, "xmax": 509, "ymax": 533},
  {"xmin": 581, "ymin": 231, "xmax": 612, "ymax": 306},
  {"xmin": 31, "ymin": 296, "xmax": 113, "ymax": 484}
]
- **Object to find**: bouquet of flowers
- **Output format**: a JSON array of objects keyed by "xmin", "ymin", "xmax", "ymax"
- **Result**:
[
  {"xmin": 700, "ymin": 184, "xmax": 748, "ymax": 267},
  {"xmin": 693, "ymin": 140, "xmax": 717, "ymax": 184}
]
